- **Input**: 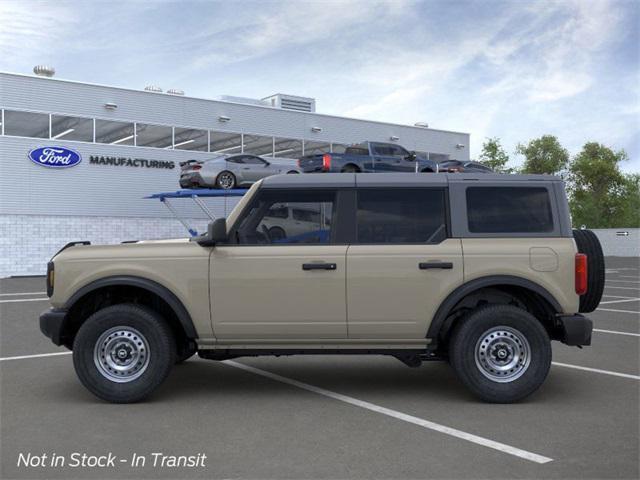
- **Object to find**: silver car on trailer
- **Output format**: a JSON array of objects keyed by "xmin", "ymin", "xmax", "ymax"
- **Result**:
[{"xmin": 180, "ymin": 154, "xmax": 300, "ymax": 189}]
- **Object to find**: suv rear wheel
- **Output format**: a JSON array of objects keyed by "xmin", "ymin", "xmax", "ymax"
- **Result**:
[
  {"xmin": 449, "ymin": 304, "xmax": 551, "ymax": 403},
  {"xmin": 73, "ymin": 304, "xmax": 175, "ymax": 403}
]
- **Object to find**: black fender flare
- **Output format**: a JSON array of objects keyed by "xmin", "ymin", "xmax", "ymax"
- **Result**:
[
  {"xmin": 426, "ymin": 275, "xmax": 562, "ymax": 341},
  {"xmin": 65, "ymin": 275, "xmax": 198, "ymax": 338}
]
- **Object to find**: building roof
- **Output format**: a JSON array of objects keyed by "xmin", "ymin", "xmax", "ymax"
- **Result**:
[{"xmin": 0, "ymin": 71, "xmax": 470, "ymax": 136}]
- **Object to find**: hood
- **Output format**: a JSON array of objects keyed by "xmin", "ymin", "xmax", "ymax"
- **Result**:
[{"xmin": 51, "ymin": 238, "xmax": 192, "ymax": 262}]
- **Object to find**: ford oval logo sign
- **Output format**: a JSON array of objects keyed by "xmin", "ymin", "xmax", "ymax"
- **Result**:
[{"xmin": 28, "ymin": 146, "xmax": 82, "ymax": 168}]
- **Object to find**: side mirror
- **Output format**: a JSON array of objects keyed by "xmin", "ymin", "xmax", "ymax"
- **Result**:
[
  {"xmin": 407, "ymin": 151, "xmax": 417, "ymax": 161},
  {"xmin": 209, "ymin": 218, "xmax": 228, "ymax": 243},
  {"xmin": 195, "ymin": 218, "xmax": 227, "ymax": 246}
]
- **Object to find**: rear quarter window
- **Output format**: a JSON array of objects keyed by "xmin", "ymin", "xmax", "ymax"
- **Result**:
[{"xmin": 466, "ymin": 187, "xmax": 553, "ymax": 233}]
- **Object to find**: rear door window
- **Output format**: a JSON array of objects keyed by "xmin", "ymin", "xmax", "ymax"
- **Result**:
[
  {"xmin": 356, "ymin": 189, "xmax": 447, "ymax": 244},
  {"xmin": 466, "ymin": 187, "xmax": 553, "ymax": 233}
]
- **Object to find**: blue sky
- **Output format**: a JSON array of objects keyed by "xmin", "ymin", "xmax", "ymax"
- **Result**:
[{"xmin": 1, "ymin": 0, "xmax": 638, "ymax": 171}]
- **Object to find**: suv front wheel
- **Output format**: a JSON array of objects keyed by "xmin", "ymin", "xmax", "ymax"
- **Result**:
[
  {"xmin": 449, "ymin": 304, "xmax": 551, "ymax": 403},
  {"xmin": 72, "ymin": 304, "xmax": 175, "ymax": 403}
]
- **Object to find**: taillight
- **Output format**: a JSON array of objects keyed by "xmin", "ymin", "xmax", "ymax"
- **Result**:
[
  {"xmin": 575, "ymin": 253, "xmax": 588, "ymax": 295},
  {"xmin": 297, "ymin": 159, "xmax": 301, "ymax": 167},
  {"xmin": 322, "ymin": 154, "xmax": 332, "ymax": 171}
]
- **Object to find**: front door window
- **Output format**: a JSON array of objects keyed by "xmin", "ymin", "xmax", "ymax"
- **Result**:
[{"xmin": 235, "ymin": 190, "xmax": 335, "ymax": 244}]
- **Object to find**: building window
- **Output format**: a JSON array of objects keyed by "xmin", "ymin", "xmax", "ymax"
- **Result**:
[
  {"xmin": 173, "ymin": 127, "xmax": 208, "ymax": 151},
  {"xmin": 210, "ymin": 131, "xmax": 243, "ymax": 154},
  {"xmin": 135, "ymin": 123, "xmax": 173, "ymax": 148},
  {"xmin": 273, "ymin": 137, "xmax": 303, "ymax": 159},
  {"xmin": 466, "ymin": 187, "xmax": 553, "ymax": 233},
  {"xmin": 243, "ymin": 134, "xmax": 274, "ymax": 156},
  {"xmin": 50, "ymin": 114, "xmax": 93, "ymax": 142},
  {"xmin": 356, "ymin": 189, "xmax": 447, "ymax": 244},
  {"xmin": 95, "ymin": 119, "xmax": 135, "ymax": 145},
  {"xmin": 3, "ymin": 110, "xmax": 49, "ymax": 138},
  {"xmin": 303, "ymin": 140, "xmax": 331, "ymax": 155}
]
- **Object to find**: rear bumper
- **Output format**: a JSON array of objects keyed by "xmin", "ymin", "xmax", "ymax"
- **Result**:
[
  {"xmin": 179, "ymin": 172, "xmax": 206, "ymax": 188},
  {"xmin": 557, "ymin": 314, "xmax": 592, "ymax": 346},
  {"xmin": 39, "ymin": 308, "xmax": 68, "ymax": 346}
]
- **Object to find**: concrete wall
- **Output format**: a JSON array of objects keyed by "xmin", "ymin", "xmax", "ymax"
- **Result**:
[
  {"xmin": 0, "ymin": 214, "xmax": 216, "ymax": 277},
  {"xmin": 591, "ymin": 229, "xmax": 640, "ymax": 257}
]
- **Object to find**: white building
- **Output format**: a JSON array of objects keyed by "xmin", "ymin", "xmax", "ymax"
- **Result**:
[{"xmin": 0, "ymin": 70, "xmax": 470, "ymax": 277}]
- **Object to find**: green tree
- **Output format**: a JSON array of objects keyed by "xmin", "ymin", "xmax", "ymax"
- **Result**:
[
  {"xmin": 479, "ymin": 137, "xmax": 513, "ymax": 173},
  {"xmin": 568, "ymin": 142, "xmax": 638, "ymax": 228},
  {"xmin": 618, "ymin": 174, "xmax": 640, "ymax": 227},
  {"xmin": 516, "ymin": 135, "xmax": 569, "ymax": 175}
]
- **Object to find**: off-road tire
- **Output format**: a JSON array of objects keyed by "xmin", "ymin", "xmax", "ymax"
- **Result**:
[
  {"xmin": 341, "ymin": 164, "xmax": 359, "ymax": 173},
  {"xmin": 449, "ymin": 304, "xmax": 551, "ymax": 403},
  {"xmin": 573, "ymin": 229, "xmax": 605, "ymax": 313},
  {"xmin": 73, "ymin": 304, "xmax": 175, "ymax": 403}
]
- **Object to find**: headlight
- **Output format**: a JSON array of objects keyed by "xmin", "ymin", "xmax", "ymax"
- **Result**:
[{"xmin": 46, "ymin": 262, "xmax": 54, "ymax": 297}]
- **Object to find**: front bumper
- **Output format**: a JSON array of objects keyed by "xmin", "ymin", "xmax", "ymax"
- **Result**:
[
  {"xmin": 557, "ymin": 314, "xmax": 592, "ymax": 346},
  {"xmin": 39, "ymin": 308, "xmax": 68, "ymax": 346}
]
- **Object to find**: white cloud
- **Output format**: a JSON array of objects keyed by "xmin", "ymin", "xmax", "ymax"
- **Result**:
[
  {"xmin": 190, "ymin": 0, "xmax": 410, "ymax": 70},
  {"xmin": 0, "ymin": 1, "xmax": 77, "ymax": 64}
]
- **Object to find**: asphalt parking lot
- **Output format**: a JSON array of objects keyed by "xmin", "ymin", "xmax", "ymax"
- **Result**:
[{"xmin": 1, "ymin": 256, "xmax": 638, "ymax": 480}]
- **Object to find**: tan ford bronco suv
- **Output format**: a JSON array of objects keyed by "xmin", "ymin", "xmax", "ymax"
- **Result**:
[{"xmin": 40, "ymin": 173, "xmax": 604, "ymax": 403}]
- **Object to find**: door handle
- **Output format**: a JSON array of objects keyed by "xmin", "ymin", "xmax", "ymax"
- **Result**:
[
  {"xmin": 419, "ymin": 262, "xmax": 453, "ymax": 270},
  {"xmin": 302, "ymin": 263, "xmax": 337, "ymax": 271}
]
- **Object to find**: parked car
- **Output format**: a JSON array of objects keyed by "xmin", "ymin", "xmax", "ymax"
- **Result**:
[
  {"xmin": 297, "ymin": 141, "xmax": 438, "ymax": 173},
  {"xmin": 262, "ymin": 204, "xmax": 332, "ymax": 242},
  {"xmin": 438, "ymin": 159, "xmax": 493, "ymax": 173},
  {"xmin": 179, "ymin": 154, "xmax": 300, "ymax": 189},
  {"xmin": 41, "ymin": 172, "xmax": 604, "ymax": 404}
]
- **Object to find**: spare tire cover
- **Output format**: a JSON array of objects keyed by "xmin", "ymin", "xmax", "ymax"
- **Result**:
[{"xmin": 573, "ymin": 229, "xmax": 605, "ymax": 313}]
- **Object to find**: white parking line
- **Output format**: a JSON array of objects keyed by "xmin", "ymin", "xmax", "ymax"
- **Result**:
[
  {"xmin": 605, "ymin": 285, "xmax": 640, "ymax": 291},
  {"xmin": 602, "ymin": 295, "xmax": 637, "ymax": 299},
  {"xmin": 0, "ymin": 351, "xmax": 71, "ymax": 362},
  {"xmin": 223, "ymin": 360, "xmax": 553, "ymax": 464},
  {"xmin": 0, "ymin": 298, "xmax": 49, "ymax": 304},
  {"xmin": 617, "ymin": 275, "xmax": 640, "ymax": 279},
  {"xmin": 599, "ymin": 298, "xmax": 640, "ymax": 305},
  {"xmin": 552, "ymin": 362, "xmax": 640, "ymax": 380},
  {"xmin": 0, "ymin": 292, "xmax": 46, "ymax": 296},
  {"xmin": 606, "ymin": 280, "xmax": 640, "ymax": 284},
  {"xmin": 593, "ymin": 328, "xmax": 640, "ymax": 337},
  {"xmin": 596, "ymin": 307, "xmax": 640, "ymax": 314}
]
